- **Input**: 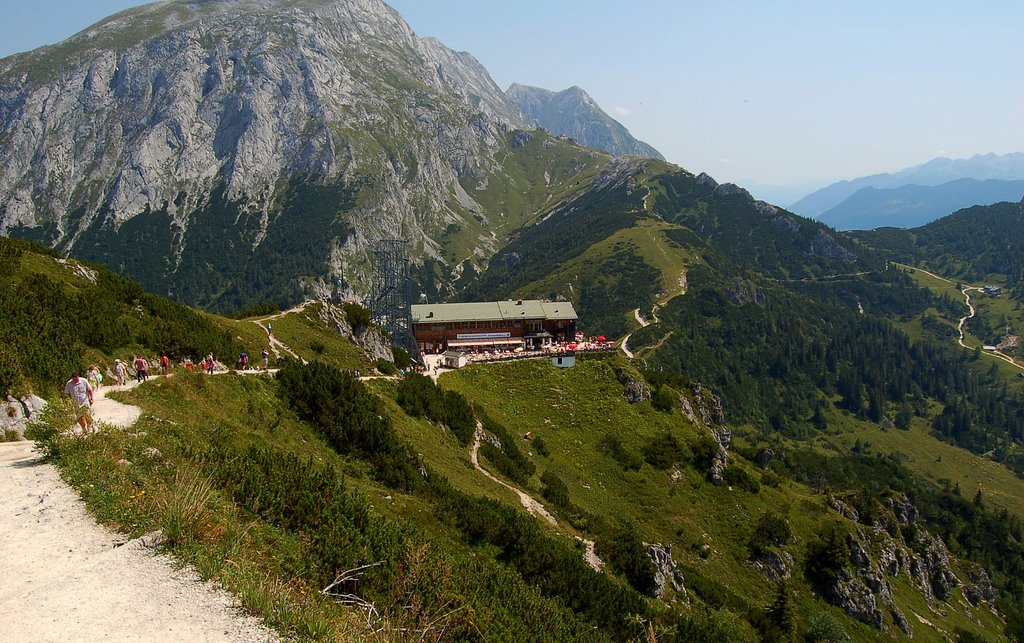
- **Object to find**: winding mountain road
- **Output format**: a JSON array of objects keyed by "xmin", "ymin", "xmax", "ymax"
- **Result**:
[{"xmin": 895, "ymin": 263, "xmax": 1023, "ymax": 371}]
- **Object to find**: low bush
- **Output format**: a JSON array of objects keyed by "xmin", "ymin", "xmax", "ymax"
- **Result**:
[
  {"xmin": 275, "ymin": 360, "xmax": 420, "ymax": 490},
  {"xmin": 395, "ymin": 374, "xmax": 475, "ymax": 445},
  {"xmin": 643, "ymin": 431, "xmax": 684, "ymax": 469},
  {"xmin": 599, "ymin": 432, "xmax": 643, "ymax": 471},
  {"xmin": 724, "ymin": 466, "xmax": 761, "ymax": 493}
]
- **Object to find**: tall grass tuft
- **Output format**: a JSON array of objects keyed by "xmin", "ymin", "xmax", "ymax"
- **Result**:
[{"xmin": 160, "ymin": 466, "xmax": 213, "ymax": 546}]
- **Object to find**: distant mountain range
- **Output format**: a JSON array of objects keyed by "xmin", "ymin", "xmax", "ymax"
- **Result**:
[
  {"xmin": 816, "ymin": 178, "xmax": 1024, "ymax": 230},
  {"xmin": 790, "ymin": 152, "xmax": 1024, "ymax": 228},
  {"xmin": 506, "ymin": 83, "xmax": 663, "ymax": 160}
]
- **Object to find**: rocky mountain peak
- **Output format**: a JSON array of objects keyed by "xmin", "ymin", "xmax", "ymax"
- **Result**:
[
  {"xmin": 506, "ymin": 82, "xmax": 663, "ymax": 160},
  {"xmin": 0, "ymin": 0, "xmax": 542, "ymax": 309}
]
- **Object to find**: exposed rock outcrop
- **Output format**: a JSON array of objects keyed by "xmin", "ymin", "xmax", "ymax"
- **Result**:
[
  {"xmin": 726, "ymin": 278, "xmax": 766, "ymax": 306},
  {"xmin": 615, "ymin": 368, "xmax": 651, "ymax": 404},
  {"xmin": 645, "ymin": 543, "xmax": 686, "ymax": 598},
  {"xmin": 962, "ymin": 564, "xmax": 998, "ymax": 607},
  {"xmin": 753, "ymin": 549, "xmax": 793, "ymax": 584},
  {"xmin": 810, "ymin": 230, "xmax": 857, "ymax": 263},
  {"xmin": 0, "ymin": 394, "xmax": 48, "ymax": 438},
  {"xmin": 506, "ymin": 83, "xmax": 663, "ymax": 160},
  {"xmin": 755, "ymin": 449, "xmax": 775, "ymax": 470},
  {"xmin": 316, "ymin": 301, "xmax": 392, "ymax": 362}
]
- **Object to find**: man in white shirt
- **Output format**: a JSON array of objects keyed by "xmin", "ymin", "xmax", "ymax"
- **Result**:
[{"xmin": 63, "ymin": 372, "xmax": 95, "ymax": 432}]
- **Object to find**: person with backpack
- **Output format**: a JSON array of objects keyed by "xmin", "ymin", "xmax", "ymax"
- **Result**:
[
  {"xmin": 261, "ymin": 349, "xmax": 269, "ymax": 370},
  {"xmin": 160, "ymin": 353, "xmax": 170, "ymax": 375}
]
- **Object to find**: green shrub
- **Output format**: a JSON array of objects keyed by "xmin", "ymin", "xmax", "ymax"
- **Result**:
[
  {"xmin": 229, "ymin": 301, "xmax": 280, "ymax": 319},
  {"xmin": 395, "ymin": 374, "xmax": 475, "ymax": 445},
  {"xmin": 540, "ymin": 470, "xmax": 571, "ymax": 509},
  {"xmin": 724, "ymin": 466, "xmax": 761, "ymax": 493},
  {"xmin": 596, "ymin": 524, "xmax": 657, "ymax": 596},
  {"xmin": 375, "ymin": 358, "xmax": 397, "ymax": 375},
  {"xmin": 805, "ymin": 523, "xmax": 850, "ymax": 592},
  {"xmin": 804, "ymin": 611, "xmax": 850, "ymax": 642},
  {"xmin": 643, "ymin": 431, "xmax": 684, "ymax": 469},
  {"xmin": 651, "ymin": 385, "xmax": 676, "ymax": 413},
  {"xmin": 749, "ymin": 511, "xmax": 792, "ymax": 557},
  {"xmin": 343, "ymin": 301, "xmax": 371, "ymax": 332},
  {"xmin": 480, "ymin": 415, "xmax": 535, "ymax": 483},
  {"xmin": 599, "ymin": 432, "xmax": 643, "ymax": 471},
  {"xmin": 309, "ymin": 340, "xmax": 326, "ymax": 354},
  {"xmin": 275, "ymin": 360, "xmax": 420, "ymax": 489},
  {"xmin": 391, "ymin": 346, "xmax": 411, "ymax": 369},
  {"xmin": 533, "ymin": 436, "xmax": 550, "ymax": 457}
]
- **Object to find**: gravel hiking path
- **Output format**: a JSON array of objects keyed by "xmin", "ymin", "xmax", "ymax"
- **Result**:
[
  {"xmin": 0, "ymin": 382, "xmax": 277, "ymax": 642},
  {"xmin": 470, "ymin": 425, "xmax": 604, "ymax": 572},
  {"xmin": 470, "ymin": 424, "xmax": 556, "ymax": 526}
]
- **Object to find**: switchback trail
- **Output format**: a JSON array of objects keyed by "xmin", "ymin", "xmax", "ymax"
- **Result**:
[
  {"xmin": 0, "ymin": 382, "xmax": 277, "ymax": 642},
  {"xmin": 468, "ymin": 424, "xmax": 605, "ymax": 573},
  {"xmin": 895, "ymin": 262, "xmax": 1023, "ymax": 371}
]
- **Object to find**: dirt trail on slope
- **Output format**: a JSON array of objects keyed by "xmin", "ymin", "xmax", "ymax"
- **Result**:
[
  {"xmin": 470, "ymin": 425, "xmax": 556, "ymax": 526},
  {"xmin": 0, "ymin": 382, "xmax": 277, "ymax": 642}
]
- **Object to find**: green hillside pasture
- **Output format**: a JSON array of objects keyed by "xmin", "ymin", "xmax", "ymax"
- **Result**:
[
  {"xmin": 443, "ymin": 359, "xmax": 809, "ymax": 603},
  {"xmin": 434, "ymin": 133, "xmax": 611, "ymax": 274},
  {"xmin": 823, "ymin": 407, "xmax": 1024, "ymax": 519},
  {"xmin": 466, "ymin": 132, "xmax": 611, "ymax": 239},
  {"xmin": 41, "ymin": 372, "xmax": 607, "ymax": 640},
  {"xmin": 250, "ymin": 304, "xmax": 373, "ymax": 372},
  {"xmin": 365, "ymin": 378, "xmax": 530, "ymax": 518},
  {"xmin": 519, "ymin": 218, "xmax": 694, "ymax": 308}
]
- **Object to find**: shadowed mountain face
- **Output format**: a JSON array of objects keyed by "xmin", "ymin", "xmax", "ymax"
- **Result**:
[
  {"xmin": 791, "ymin": 152, "xmax": 1024, "ymax": 218},
  {"xmin": 506, "ymin": 83, "xmax": 664, "ymax": 160}
]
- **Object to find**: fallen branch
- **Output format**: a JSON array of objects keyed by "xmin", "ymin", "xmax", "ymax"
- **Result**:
[{"xmin": 321, "ymin": 561, "xmax": 385, "ymax": 621}]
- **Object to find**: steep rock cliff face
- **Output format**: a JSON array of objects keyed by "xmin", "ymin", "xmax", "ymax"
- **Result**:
[{"xmin": 0, "ymin": 0, "xmax": 553, "ymax": 310}]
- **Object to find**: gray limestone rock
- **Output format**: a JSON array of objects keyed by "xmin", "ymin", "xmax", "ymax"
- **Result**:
[
  {"xmin": 0, "ymin": 394, "xmax": 49, "ymax": 438},
  {"xmin": 755, "ymin": 449, "xmax": 775, "ymax": 470},
  {"xmin": 645, "ymin": 543, "xmax": 685, "ymax": 598},
  {"xmin": 753, "ymin": 549, "xmax": 793, "ymax": 583},
  {"xmin": 962, "ymin": 564, "xmax": 997, "ymax": 607}
]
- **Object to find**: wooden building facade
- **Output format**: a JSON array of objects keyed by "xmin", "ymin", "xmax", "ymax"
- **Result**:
[{"xmin": 411, "ymin": 300, "xmax": 578, "ymax": 354}]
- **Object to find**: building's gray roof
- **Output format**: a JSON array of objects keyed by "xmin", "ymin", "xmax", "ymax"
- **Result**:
[{"xmin": 411, "ymin": 299, "xmax": 578, "ymax": 324}]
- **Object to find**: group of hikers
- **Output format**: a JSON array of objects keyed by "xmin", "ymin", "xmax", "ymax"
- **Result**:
[{"xmin": 62, "ymin": 348, "xmax": 272, "ymax": 432}]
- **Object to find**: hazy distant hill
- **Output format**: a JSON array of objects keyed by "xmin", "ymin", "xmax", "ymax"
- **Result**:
[
  {"xmin": 791, "ymin": 152, "xmax": 1024, "ymax": 217},
  {"xmin": 817, "ymin": 178, "xmax": 1024, "ymax": 230},
  {"xmin": 506, "ymin": 83, "xmax": 663, "ymax": 159}
]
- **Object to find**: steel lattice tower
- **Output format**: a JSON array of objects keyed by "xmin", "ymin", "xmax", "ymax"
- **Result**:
[{"xmin": 369, "ymin": 239, "xmax": 417, "ymax": 358}]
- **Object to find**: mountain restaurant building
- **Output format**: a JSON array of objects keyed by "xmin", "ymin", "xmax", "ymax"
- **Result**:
[{"xmin": 411, "ymin": 300, "xmax": 578, "ymax": 354}]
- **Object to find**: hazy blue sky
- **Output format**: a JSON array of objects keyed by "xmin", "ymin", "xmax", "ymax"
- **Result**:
[{"xmin": 2, "ymin": 1, "xmax": 1022, "ymax": 203}]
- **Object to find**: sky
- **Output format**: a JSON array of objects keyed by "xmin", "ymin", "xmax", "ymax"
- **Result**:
[{"xmin": 2, "ymin": 1, "xmax": 1022, "ymax": 204}]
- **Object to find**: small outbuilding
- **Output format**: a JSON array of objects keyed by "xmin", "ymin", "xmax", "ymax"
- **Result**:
[
  {"xmin": 552, "ymin": 354, "xmax": 575, "ymax": 369},
  {"xmin": 442, "ymin": 350, "xmax": 468, "ymax": 369}
]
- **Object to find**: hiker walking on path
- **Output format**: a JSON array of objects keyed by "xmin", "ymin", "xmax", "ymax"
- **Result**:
[
  {"xmin": 134, "ymin": 355, "xmax": 149, "ymax": 383},
  {"xmin": 160, "ymin": 353, "xmax": 170, "ymax": 376},
  {"xmin": 87, "ymin": 365, "xmax": 102, "ymax": 391},
  {"xmin": 114, "ymin": 359, "xmax": 126, "ymax": 386},
  {"xmin": 261, "ymin": 349, "xmax": 269, "ymax": 370},
  {"xmin": 63, "ymin": 372, "xmax": 95, "ymax": 432},
  {"xmin": 205, "ymin": 354, "xmax": 216, "ymax": 375}
]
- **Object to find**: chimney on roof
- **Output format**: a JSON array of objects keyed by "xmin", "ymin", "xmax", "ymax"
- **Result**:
[{"xmin": 516, "ymin": 300, "xmax": 523, "ymax": 305}]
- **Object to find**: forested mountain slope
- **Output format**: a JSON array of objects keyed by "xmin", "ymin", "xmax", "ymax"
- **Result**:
[{"xmin": 4, "ymin": 237, "xmax": 1024, "ymax": 640}]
